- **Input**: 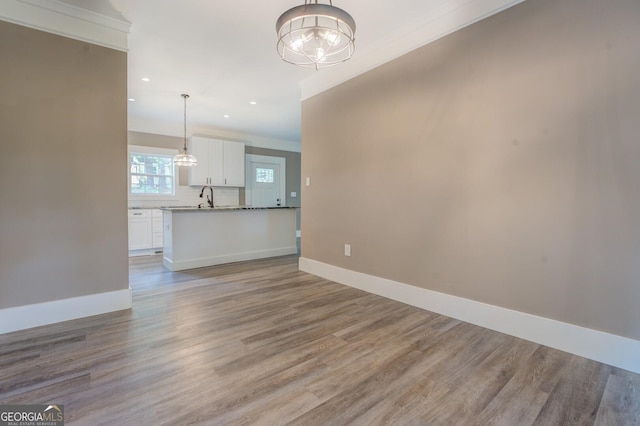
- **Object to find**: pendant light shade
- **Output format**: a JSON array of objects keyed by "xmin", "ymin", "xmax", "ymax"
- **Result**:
[
  {"xmin": 276, "ymin": 0, "xmax": 356, "ymax": 70},
  {"xmin": 174, "ymin": 94, "xmax": 198, "ymax": 167}
]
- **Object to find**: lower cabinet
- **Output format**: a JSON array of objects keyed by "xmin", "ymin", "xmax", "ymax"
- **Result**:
[
  {"xmin": 128, "ymin": 209, "xmax": 163, "ymax": 255},
  {"xmin": 152, "ymin": 210, "xmax": 163, "ymax": 248}
]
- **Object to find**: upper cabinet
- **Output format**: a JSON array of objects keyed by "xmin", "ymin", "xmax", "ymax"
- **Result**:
[
  {"xmin": 221, "ymin": 141, "xmax": 245, "ymax": 187},
  {"xmin": 188, "ymin": 136, "xmax": 221, "ymax": 186},
  {"xmin": 188, "ymin": 137, "xmax": 245, "ymax": 187}
]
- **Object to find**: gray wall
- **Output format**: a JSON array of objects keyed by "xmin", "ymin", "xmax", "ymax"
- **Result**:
[
  {"xmin": 0, "ymin": 21, "xmax": 129, "ymax": 309},
  {"xmin": 301, "ymin": 0, "xmax": 640, "ymax": 340}
]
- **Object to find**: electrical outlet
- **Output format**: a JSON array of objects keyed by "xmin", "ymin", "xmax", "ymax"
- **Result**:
[
  {"xmin": 344, "ymin": 244, "xmax": 351, "ymax": 257},
  {"xmin": 291, "ymin": 192, "xmax": 297, "ymax": 197},
  {"xmin": 306, "ymin": 177, "xmax": 310, "ymax": 186}
]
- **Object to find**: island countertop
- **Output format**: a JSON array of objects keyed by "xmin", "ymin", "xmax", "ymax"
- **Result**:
[{"xmin": 160, "ymin": 206, "xmax": 298, "ymax": 212}]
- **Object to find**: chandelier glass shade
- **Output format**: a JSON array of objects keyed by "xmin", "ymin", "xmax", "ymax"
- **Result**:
[
  {"xmin": 174, "ymin": 94, "xmax": 198, "ymax": 167},
  {"xmin": 276, "ymin": 0, "xmax": 356, "ymax": 70},
  {"xmin": 174, "ymin": 152, "xmax": 198, "ymax": 167}
]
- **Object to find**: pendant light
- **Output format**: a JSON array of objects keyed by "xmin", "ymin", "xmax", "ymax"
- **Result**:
[
  {"xmin": 174, "ymin": 94, "xmax": 198, "ymax": 167},
  {"xmin": 276, "ymin": 0, "xmax": 356, "ymax": 70}
]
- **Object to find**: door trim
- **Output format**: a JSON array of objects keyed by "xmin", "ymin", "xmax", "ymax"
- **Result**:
[{"xmin": 245, "ymin": 154, "xmax": 286, "ymax": 206}]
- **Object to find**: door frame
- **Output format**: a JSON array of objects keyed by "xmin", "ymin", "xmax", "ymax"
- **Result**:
[{"xmin": 245, "ymin": 154, "xmax": 286, "ymax": 207}]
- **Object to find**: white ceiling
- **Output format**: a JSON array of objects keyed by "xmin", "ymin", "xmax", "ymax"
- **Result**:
[{"xmin": 58, "ymin": 0, "xmax": 523, "ymax": 144}]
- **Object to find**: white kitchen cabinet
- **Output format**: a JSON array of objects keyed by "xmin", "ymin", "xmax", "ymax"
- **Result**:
[
  {"xmin": 128, "ymin": 209, "xmax": 163, "ymax": 255},
  {"xmin": 189, "ymin": 136, "xmax": 224, "ymax": 186},
  {"xmin": 188, "ymin": 136, "xmax": 245, "ymax": 187},
  {"xmin": 128, "ymin": 210, "xmax": 152, "ymax": 250},
  {"xmin": 221, "ymin": 140, "xmax": 245, "ymax": 187},
  {"xmin": 152, "ymin": 209, "xmax": 163, "ymax": 248}
]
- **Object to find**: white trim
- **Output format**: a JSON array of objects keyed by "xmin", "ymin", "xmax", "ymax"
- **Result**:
[
  {"xmin": 298, "ymin": 257, "xmax": 640, "ymax": 374},
  {"xmin": 128, "ymin": 248, "xmax": 163, "ymax": 257},
  {"xmin": 0, "ymin": 0, "xmax": 129, "ymax": 51},
  {"xmin": 245, "ymin": 154, "xmax": 287, "ymax": 207},
  {"xmin": 0, "ymin": 288, "xmax": 132, "ymax": 334},
  {"xmin": 300, "ymin": 0, "xmax": 525, "ymax": 100},
  {"xmin": 164, "ymin": 247, "xmax": 298, "ymax": 271},
  {"xmin": 19, "ymin": 0, "xmax": 130, "ymax": 32}
]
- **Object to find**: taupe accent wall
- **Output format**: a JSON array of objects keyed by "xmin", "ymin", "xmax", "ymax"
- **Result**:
[
  {"xmin": 0, "ymin": 21, "xmax": 129, "ymax": 309},
  {"xmin": 302, "ymin": 0, "xmax": 640, "ymax": 340}
]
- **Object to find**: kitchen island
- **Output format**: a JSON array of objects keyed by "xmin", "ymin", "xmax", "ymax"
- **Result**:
[{"xmin": 161, "ymin": 206, "xmax": 297, "ymax": 271}]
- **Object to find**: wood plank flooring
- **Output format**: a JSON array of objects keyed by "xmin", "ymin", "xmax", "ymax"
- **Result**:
[{"xmin": 1, "ymin": 254, "xmax": 639, "ymax": 425}]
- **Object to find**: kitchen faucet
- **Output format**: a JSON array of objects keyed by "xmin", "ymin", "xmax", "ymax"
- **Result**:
[{"xmin": 199, "ymin": 185, "xmax": 214, "ymax": 208}]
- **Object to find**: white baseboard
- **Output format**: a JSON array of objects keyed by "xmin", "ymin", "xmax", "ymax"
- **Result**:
[
  {"xmin": 0, "ymin": 288, "xmax": 132, "ymax": 334},
  {"xmin": 299, "ymin": 257, "xmax": 640, "ymax": 374},
  {"xmin": 164, "ymin": 246, "xmax": 298, "ymax": 271},
  {"xmin": 129, "ymin": 248, "xmax": 163, "ymax": 257}
]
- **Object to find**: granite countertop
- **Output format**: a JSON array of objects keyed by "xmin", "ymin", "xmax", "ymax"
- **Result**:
[{"xmin": 159, "ymin": 206, "xmax": 298, "ymax": 212}]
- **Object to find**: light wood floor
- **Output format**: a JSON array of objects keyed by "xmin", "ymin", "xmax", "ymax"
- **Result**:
[{"xmin": 1, "ymin": 255, "xmax": 639, "ymax": 425}]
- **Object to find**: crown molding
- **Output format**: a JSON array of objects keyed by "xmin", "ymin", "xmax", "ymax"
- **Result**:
[
  {"xmin": 300, "ymin": 0, "xmax": 526, "ymax": 100},
  {"xmin": 0, "ymin": 0, "xmax": 130, "ymax": 51}
]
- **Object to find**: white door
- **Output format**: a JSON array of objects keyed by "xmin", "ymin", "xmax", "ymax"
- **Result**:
[
  {"xmin": 250, "ymin": 162, "xmax": 281, "ymax": 207},
  {"xmin": 245, "ymin": 155, "xmax": 286, "ymax": 207}
]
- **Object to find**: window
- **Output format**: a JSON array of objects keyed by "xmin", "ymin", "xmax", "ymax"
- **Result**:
[
  {"xmin": 255, "ymin": 167, "xmax": 275, "ymax": 183},
  {"xmin": 128, "ymin": 145, "xmax": 177, "ymax": 197}
]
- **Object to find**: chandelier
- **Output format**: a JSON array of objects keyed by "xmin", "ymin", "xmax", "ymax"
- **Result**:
[
  {"xmin": 173, "ymin": 94, "xmax": 198, "ymax": 167},
  {"xmin": 276, "ymin": 0, "xmax": 356, "ymax": 70}
]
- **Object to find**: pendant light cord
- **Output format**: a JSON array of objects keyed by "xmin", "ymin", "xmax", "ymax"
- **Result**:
[{"xmin": 182, "ymin": 94, "xmax": 189, "ymax": 153}]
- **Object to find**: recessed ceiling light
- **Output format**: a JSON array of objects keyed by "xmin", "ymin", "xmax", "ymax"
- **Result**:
[
  {"xmin": 223, "ymin": 114, "xmax": 230, "ymax": 118},
  {"xmin": 141, "ymin": 77, "xmax": 150, "ymax": 82},
  {"xmin": 249, "ymin": 101, "xmax": 257, "ymax": 105},
  {"xmin": 128, "ymin": 98, "xmax": 135, "ymax": 102}
]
